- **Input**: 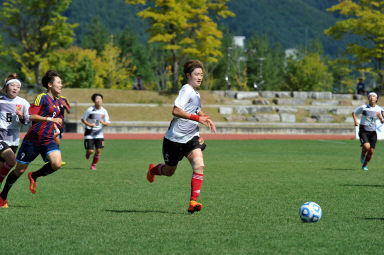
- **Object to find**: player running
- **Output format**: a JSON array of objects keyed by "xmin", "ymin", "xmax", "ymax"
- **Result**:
[
  {"xmin": 352, "ymin": 92, "xmax": 384, "ymax": 171},
  {"xmin": 146, "ymin": 59, "xmax": 216, "ymax": 214},
  {"xmin": 0, "ymin": 73, "xmax": 30, "ymax": 189},
  {"xmin": 81, "ymin": 93, "xmax": 110, "ymax": 170},
  {"xmin": 0, "ymin": 70, "xmax": 64, "ymax": 208}
]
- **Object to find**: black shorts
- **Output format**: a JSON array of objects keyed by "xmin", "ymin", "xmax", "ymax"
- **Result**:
[
  {"xmin": 359, "ymin": 129, "xmax": 377, "ymax": 148},
  {"xmin": 0, "ymin": 141, "xmax": 17, "ymax": 162},
  {"xmin": 84, "ymin": 139, "xmax": 104, "ymax": 150},
  {"xmin": 162, "ymin": 136, "xmax": 206, "ymax": 166}
]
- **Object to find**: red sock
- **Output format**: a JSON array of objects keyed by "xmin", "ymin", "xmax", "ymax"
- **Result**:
[
  {"xmin": 0, "ymin": 162, "xmax": 11, "ymax": 183},
  {"xmin": 363, "ymin": 152, "xmax": 373, "ymax": 167},
  {"xmin": 92, "ymin": 155, "xmax": 100, "ymax": 166},
  {"xmin": 150, "ymin": 164, "xmax": 164, "ymax": 175},
  {"xmin": 361, "ymin": 147, "xmax": 367, "ymax": 158},
  {"xmin": 190, "ymin": 172, "xmax": 203, "ymax": 201}
]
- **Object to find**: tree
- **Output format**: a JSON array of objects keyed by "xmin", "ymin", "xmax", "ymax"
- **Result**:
[
  {"xmin": 82, "ymin": 17, "xmax": 110, "ymax": 55},
  {"xmin": 126, "ymin": 0, "xmax": 234, "ymax": 92},
  {"xmin": 325, "ymin": 0, "xmax": 384, "ymax": 91},
  {"xmin": 0, "ymin": 0, "xmax": 77, "ymax": 86},
  {"xmin": 283, "ymin": 52, "xmax": 333, "ymax": 92}
]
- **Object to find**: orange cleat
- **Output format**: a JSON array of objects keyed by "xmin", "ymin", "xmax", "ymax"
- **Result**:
[
  {"xmin": 28, "ymin": 172, "xmax": 37, "ymax": 194},
  {"xmin": 147, "ymin": 164, "xmax": 155, "ymax": 183},
  {"xmin": 188, "ymin": 200, "xmax": 203, "ymax": 214},
  {"xmin": 0, "ymin": 194, "xmax": 8, "ymax": 208}
]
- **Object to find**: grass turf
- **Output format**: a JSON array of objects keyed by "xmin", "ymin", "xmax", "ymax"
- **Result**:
[{"xmin": 0, "ymin": 139, "xmax": 383, "ymax": 254}]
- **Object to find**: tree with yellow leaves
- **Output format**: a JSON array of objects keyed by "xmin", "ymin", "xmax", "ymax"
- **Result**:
[
  {"xmin": 325, "ymin": 0, "xmax": 384, "ymax": 90},
  {"xmin": 126, "ymin": 0, "xmax": 234, "ymax": 92}
]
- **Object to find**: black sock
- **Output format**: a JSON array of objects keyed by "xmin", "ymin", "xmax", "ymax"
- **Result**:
[
  {"xmin": 31, "ymin": 163, "xmax": 56, "ymax": 180},
  {"xmin": 1, "ymin": 171, "xmax": 20, "ymax": 200}
]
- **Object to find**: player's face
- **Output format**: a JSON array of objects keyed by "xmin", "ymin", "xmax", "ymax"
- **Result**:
[
  {"xmin": 94, "ymin": 96, "xmax": 103, "ymax": 107},
  {"xmin": 187, "ymin": 68, "xmax": 203, "ymax": 88},
  {"xmin": 49, "ymin": 76, "xmax": 62, "ymax": 96},
  {"xmin": 369, "ymin": 94, "xmax": 377, "ymax": 104},
  {"xmin": 6, "ymin": 82, "xmax": 21, "ymax": 99}
]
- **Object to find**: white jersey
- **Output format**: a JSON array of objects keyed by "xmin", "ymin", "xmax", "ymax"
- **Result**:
[
  {"xmin": 0, "ymin": 95, "xmax": 30, "ymax": 146},
  {"xmin": 354, "ymin": 104, "xmax": 383, "ymax": 131},
  {"xmin": 82, "ymin": 106, "xmax": 110, "ymax": 139},
  {"xmin": 165, "ymin": 84, "xmax": 201, "ymax": 143}
]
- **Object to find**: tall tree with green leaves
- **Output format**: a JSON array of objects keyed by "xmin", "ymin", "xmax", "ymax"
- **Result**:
[
  {"xmin": 0, "ymin": 0, "xmax": 77, "ymax": 86},
  {"xmin": 82, "ymin": 17, "xmax": 110, "ymax": 55},
  {"xmin": 325, "ymin": 0, "xmax": 384, "ymax": 90},
  {"xmin": 126, "ymin": 0, "xmax": 234, "ymax": 92}
]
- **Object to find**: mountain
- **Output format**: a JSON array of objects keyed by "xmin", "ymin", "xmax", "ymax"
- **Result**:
[{"xmin": 223, "ymin": 0, "xmax": 344, "ymax": 56}]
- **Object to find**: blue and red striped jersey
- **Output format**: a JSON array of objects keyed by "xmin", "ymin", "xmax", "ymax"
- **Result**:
[{"xmin": 24, "ymin": 93, "xmax": 61, "ymax": 146}]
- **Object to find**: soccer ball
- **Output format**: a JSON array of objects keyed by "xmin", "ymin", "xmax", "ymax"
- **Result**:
[{"xmin": 299, "ymin": 202, "xmax": 322, "ymax": 223}]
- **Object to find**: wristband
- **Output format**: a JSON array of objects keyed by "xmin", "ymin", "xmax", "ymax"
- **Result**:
[
  {"xmin": 47, "ymin": 117, "xmax": 52, "ymax": 122},
  {"xmin": 55, "ymin": 129, "xmax": 60, "ymax": 134},
  {"xmin": 190, "ymin": 114, "xmax": 200, "ymax": 122}
]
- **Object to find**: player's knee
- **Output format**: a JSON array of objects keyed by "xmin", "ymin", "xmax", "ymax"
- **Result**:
[
  {"xmin": 191, "ymin": 158, "xmax": 204, "ymax": 173},
  {"xmin": 5, "ymin": 158, "xmax": 16, "ymax": 168},
  {"xmin": 51, "ymin": 161, "xmax": 61, "ymax": 170}
]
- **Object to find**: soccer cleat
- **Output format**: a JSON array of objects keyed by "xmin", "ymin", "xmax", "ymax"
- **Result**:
[
  {"xmin": 360, "ymin": 155, "xmax": 365, "ymax": 164},
  {"xmin": 188, "ymin": 200, "xmax": 203, "ymax": 214},
  {"xmin": 61, "ymin": 161, "xmax": 66, "ymax": 166},
  {"xmin": 147, "ymin": 164, "xmax": 155, "ymax": 183},
  {"xmin": 0, "ymin": 194, "xmax": 8, "ymax": 208},
  {"xmin": 90, "ymin": 165, "xmax": 96, "ymax": 171},
  {"xmin": 28, "ymin": 172, "xmax": 37, "ymax": 194},
  {"xmin": 362, "ymin": 166, "xmax": 368, "ymax": 171}
]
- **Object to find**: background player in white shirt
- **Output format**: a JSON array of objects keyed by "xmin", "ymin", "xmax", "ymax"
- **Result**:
[
  {"xmin": 146, "ymin": 60, "xmax": 216, "ymax": 214},
  {"xmin": 0, "ymin": 73, "xmax": 30, "ymax": 188},
  {"xmin": 352, "ymin": 92, "xmax": 384, "ymax": 171},
  {"xmin": 81, "ymin": 93, "xmax": 110, "ymax": 170}
]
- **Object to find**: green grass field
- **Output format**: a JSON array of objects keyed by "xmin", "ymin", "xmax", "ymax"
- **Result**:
[{"xmin": 1, "ymin": 139, "xmax": 383, "ymax": 254}]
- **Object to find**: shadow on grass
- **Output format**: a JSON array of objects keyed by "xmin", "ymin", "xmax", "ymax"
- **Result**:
[
  {"xmin": 358, "ymin": 217, "xmax": 384, "ymax": 221},
  {"xmin": 105, "ymin": 209, "xmax": 185, "ymax": 215},
  {"xmin": 322, "ymin": 168, "xmax": 355, "ymax": 171},
  {"xmin": 341, "ymin": 184, "xmax": 384, "ymax": 188},
  {"xmin": 62, "ymin": 167, "xmax": 86, "ymax": 170}
]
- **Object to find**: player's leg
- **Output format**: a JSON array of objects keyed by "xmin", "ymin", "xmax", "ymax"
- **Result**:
[
  {"xmin": 362, "ymin": 132, "xmax": 377, "ymax": 170},
  {"xmin": 91, "ymin": 139, "xmax": 104, "ymax": 170},
  {"xmin": 147, "ymin": 138, "xmax": 180, "ymax": 183},
  {"xmin": 186, "ymin": 148, "xmax": 204, "ymax": 213},
  {"xmin": 0, "ymin": 147, "xmax": 17, "ymax": 185},
  {"xmin": 0, "ymin": 162, "xmax": 29, "ymax": 207},
  {"xmin": 28, "ymin": 142, "xmax": 62, "ymax": 194},
  {"xmin": 84, "ymin": 139, "xmax": 94, "ymax": 160}
]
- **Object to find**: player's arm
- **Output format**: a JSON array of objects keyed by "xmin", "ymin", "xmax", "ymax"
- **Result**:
[
  {"xmin": 172, "ymin": 106, "xmax": 216, "ymax": 133},
  {"xmin": 29, "ymin": 114, "xmax": 62, "ymax": 126},
  {"xmin": 81, "ymin": 118, "xmax": 96, "ymax": 128},
  {"xmin": 376, "ymin": 112, "xmax": 384, "ymax": 124},
  {"xmin": 352, "ymin": 112, "xmax": 359, "ymax": 126},
  {"xmin": 63, "ymin": 101, "xmax": 71, "ymax": 113}
]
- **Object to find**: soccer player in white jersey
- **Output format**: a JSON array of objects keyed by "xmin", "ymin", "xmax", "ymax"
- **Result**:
[
  {"xmin": 146, "ymin": 60, "xmax": 216, "ymax": 214},
  {"xmin": 352, "ymin": 92, "xmax": 384, "ymax": 171},
  {"xmin": 0, "ymin": 73, "xmax": 30, "ymax": 192},
  {"xmin": 81, "ymin": 93, "xmax": 110, "ymax": 170}
]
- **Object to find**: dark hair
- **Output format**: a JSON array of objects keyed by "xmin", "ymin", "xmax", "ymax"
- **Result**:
[
  {"xmin": 4, "ymin": 73, "xmax": 19, "ymax": 84},
  {"xmin": 183, "ymin": 60, "xmax": 203, "ymax": 77},
  {"xmin": 41, "ymin": 70, "xmax": 60, "ymax": 89},
  {"xmin": 91, "ymin": 93, "xmax": 103, "ymax": 102}
]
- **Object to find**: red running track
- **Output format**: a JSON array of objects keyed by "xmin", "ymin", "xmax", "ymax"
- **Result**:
[{"xmin": 19, "ymin": 133, "xmax": 356, "ymax": 140}]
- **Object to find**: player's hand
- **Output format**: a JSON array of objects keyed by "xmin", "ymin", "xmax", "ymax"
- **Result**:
[
  {"xmin": 52, "ymin": 118, "xmax": 62, "ymax": 126},
  {"xmin": 100, "ymin": 120, "xmax": 107, "ymax": 126},
  {"xmin": 88, "ymin": 123, "xmax": 96, "ymax": 128},
  {"xmin": 354, "ymin": 121, "xmax": 359, "ymax": 127},
  {"xmin": 15, "ymin": 110, "xmax": 23, "ymax": 120},
  {"xmin": 199, "ymin": 116, "xmax": 216, "ymax": 134}
]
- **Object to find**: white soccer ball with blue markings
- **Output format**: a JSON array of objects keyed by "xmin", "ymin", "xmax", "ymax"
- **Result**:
[{"xmin": 299, "ymin": 202, "xmax": 322, "ymax": 223}]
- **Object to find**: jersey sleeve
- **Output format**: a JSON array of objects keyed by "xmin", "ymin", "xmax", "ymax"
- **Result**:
[
  {"xmin": 29, "ymin": 94, "xmax": 45, "ymax": 115},
  {"xmin": 103, "ymin": 109, "xmax": 110, "ymax": 123},
  {"xmin": 174, "ymin": 85, "xmax": 192, "ymax": 111},
  {"xmin": 22, "ymin": 100, "xmax": 30, "ymax": 124},
  {"xmin": 353, "ymin": 105, "xmax": 364, "ymax": 115},
  {"xmin": 81, "ymin": 107, "xmax": 91, "ymax": 121}
]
